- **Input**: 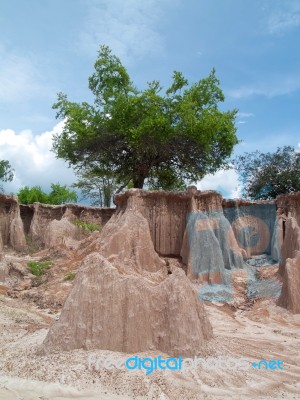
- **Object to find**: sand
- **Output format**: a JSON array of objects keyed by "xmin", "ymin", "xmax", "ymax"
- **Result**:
[{"xmin": 1, "ymin": 293, "xmax": 300, "ymax": 399}]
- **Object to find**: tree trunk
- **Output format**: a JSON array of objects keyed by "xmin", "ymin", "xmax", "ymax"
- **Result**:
[
  {"xmin": 103, "ymin": 184, "xmax": 112, "ymax": 207},
  {"xmin": 132, "ymin": 174, "xmax": 145, "ymax": 188}
]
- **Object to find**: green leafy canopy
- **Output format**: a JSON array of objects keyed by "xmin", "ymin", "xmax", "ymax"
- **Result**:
[
  {"xmin": 0, "ymin": 160, "xmax": 14, "ymax": 192},
  {"xmin": 18, "ymin": 183, "xmax": 77, "ymax": 205},
  {"xmin": 52, "ymin": 45, "xmax": 239, "ymax": 189},
  {"xmin": 233, "ymin": 146, "xmax": 300, "ymax": 200}
]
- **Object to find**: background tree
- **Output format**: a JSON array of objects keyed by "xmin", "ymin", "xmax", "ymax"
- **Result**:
[
  {"xmin": 17, "ymin": 186, "xmax": 49, "ymax": 204},
  {"xmin": 48, "ymin": 183, "xmax": 77, "ymax": 204},
  {"xmin": 17, "ymin": 183, "xmax": 77, "ymax": 204},
  {"xmin": 0, "ymin": 160, "xmax": 14, "ymax": 192},
  {"xmin": 52, "ymin": 45, "xmax": 238, "ymax": 190},
  {"xmin": 234, "ymin": 146, "xmax": 300, "ymax": 200},
  {"xmin": 72, "ymin": 168, "xmax": 117, "ymax": 207}
]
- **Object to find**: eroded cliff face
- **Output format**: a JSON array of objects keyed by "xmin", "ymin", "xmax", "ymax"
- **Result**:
[
  {"xmin": 0, "ymin": 190, "xmax": 280, "ymax": 266},
  {"xmin": 41, "ymin": 188, "xmax": 286, "ymax": 356},
  {"xmin": 277, "ymin": 193, "xmax": 300, "ymax": 313},
  {"xmin": 223, "ymin": 199, "xmax": 278, "ymax": 258},
  {"xmin": 113, "ymin": 189, "xmax": 279, "ymax": 285},
  {"xmin": 26, "ymin": 203, "xmax": 115, "ymax": 249},
  {"xmin": 114, "ymin": 189, "xmax": 190, "ymax": 256},
  {"xmin": 0, "ymin": 194, "xmax": 26, "ymax": 253},
  {"xmin": 2, "ymin": 188, "xmax": 300, "ymax": 358},
  {"xmin": 1, "ymin": 196, "xmax": 115, "ymax": 256}
]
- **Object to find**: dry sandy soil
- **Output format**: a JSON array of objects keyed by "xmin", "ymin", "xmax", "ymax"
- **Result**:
[
  {"xmin": 1, "ymin": 288, "xmax": 300, "ymax": 399},
  {"xmin": 0, "ymin": 248, "xmax": 299, "ymax": 399}
]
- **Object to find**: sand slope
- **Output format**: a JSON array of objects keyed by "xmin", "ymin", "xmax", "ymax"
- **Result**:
[{"xmin": 1, "ymin": 294, "xmax": 300, "ymax": 399}]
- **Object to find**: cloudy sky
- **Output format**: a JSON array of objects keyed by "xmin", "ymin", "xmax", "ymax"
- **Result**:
[{"xmin": 0, "ymin": 0, "xmax": 299, "ymax": 199}]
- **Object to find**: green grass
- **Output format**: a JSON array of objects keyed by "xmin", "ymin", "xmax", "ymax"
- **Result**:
[
  {"xmin": 64, "ymin": 272, "xmax": 76, "ymax": 281},
  {"xmin": 72, "ymin": 219, "xmax": 101, "ymax": 233},
  {"xmin": 27, "ymin": 260, "xmax": 52, "ymax": 276}
]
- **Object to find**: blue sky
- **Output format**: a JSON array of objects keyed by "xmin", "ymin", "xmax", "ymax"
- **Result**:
[{"xmin": 0, "ymin": 0, "xmax": 299, "ymax": 199}]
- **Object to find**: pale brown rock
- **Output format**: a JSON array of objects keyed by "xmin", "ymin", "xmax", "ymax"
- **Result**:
[
  {"xmin": 42, "ymin": 202, "xmax": 213, "ymax": 356},
  {"xmin": 180, "ymin": 209, "xmax": 246, "ymax": 284},
  {"xmin": 277, "ymin": 251, "xmax": 300, "ymax": 313},
  {"xmin": 278, "ymin": 216, "xmax": 300, "ymax": 276},
  {"xmin": 276, "ymin": 192, "xmax": 300, "ymax": 226},
  {"xmin": 114, "ymin": 190, "xmax": 279, "ymax": 285},
  {"xmin": 0, "ymin": 194, "xmax": 26, "ymax": 252},
  {"xmin": 10, "ymin": 214, "xmax": 27, "ymax": 252},
  {"xmin": 27, "ymin": 202, "xmax": 115, "ymax": 249},
  {"xmin": 0, "ymin": 233, "xmax": 3, "ymax": 257},
  {"xmin": 275, "ymin": 192, "xmax": 300, "ymax": 313},
  {"xmin": 42, "ymin": 252, "xmax": 212, "ymax": 357},
  {"xmin": 0, "ymin": 258, "xmax": 33, "ymax": 296},
  {"xmin": 82, "ymin": 209, "xmax": 165, "ymax": 276},
  {"xmin": 0, "ymin": 284, "xmax": 9, "ymax": 295},
  {"xmin": 223, "ymin": 198, "xmax": 278, "ymax": 258},
  {"xmin": 44, "ymin": 218, "xmax": 86, "ymax": 250},
  {"xmin": 114, "ymin": 188, "xmax": 223, "ymax": 257},
  {"xmin": 0, "ymin": 260, "xmax": 8, "ymax": 282}
]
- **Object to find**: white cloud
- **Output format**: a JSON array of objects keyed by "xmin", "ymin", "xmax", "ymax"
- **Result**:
[
  {"xmin": 197, "ymin": 169, "xmax": 241, "ymax": 199},
  {"xmin": 237, "ymin": 112, "xmax": 254, "ymax": 118},
  {"xmin": 236, "ymin": 112, "xmax": 254, "ymax": 125},
  {"xmin": 0, "ymin": 122, "xmax": 76, "ymax": 194},
  {"xmin": 267, "ymin": 1, "xmax": 300, "ymax": 35},
  {"xmin": 0, "ymin": 121, "xmax": 243, "ymax": 200},
  {"xmin": 78, "ymin": 0, "xmax": 171, "ymax": 63}
]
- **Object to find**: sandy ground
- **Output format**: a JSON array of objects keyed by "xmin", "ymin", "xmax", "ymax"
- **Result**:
[{"xmin": 1, "ymin": 292, "xmax": 300, "ymax": 400}]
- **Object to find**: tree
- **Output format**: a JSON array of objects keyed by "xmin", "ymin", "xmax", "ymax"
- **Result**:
[
  {"xmin": 234, "ymin": 146, "xmax": 300, "ymax": 200},
  {"xmin": 72, "ymin": 167, "xmax": 116, "ymax": 207},
  {"xmin": 48, "ymin": 183, "xmax": 77, "ymax": 204},
  {"xmin": 18, "ymin": 186, "xmax": 49, "ymax": 204},
  {"xmin": 0, "ymin": 160, "xmax": 14, "ymax": 192},
  {"xmin": 17, "ymin": 183, "xmax": 77, "ymax": 205},
  {"xmin": 52, "ymin": 45, "xmax": 238, "ymax": 189}
]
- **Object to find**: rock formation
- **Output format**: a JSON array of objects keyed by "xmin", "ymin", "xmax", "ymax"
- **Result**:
[
  {"xmin": 25, "ymin": 202, "xmax": 115, "ymax": 249},
  {"xmin": 2, "ymin": 187, "xmax": 300, "ymax": 355},
  {"xmin": 277, "ymin": 193, "xmax": 300, "ymax": 313},
  {"xmin": 181, "ymin": 209, "xmax": 245, "ymax": 284},
  {"xmin": 41, "ymin": 188, "xmax": 291, "ymax": 355},
  {"xmin": 42, "ymin": 253, "xmax": 212, "ymax": 356},
  {"xmin": 81, "ymin": 209, "xmax": 165, "ymax": 276},
  {"xmin": 180, "ymin": 192, "xmax": 278, "ymax": 285},
  {"xmin": 223, "ymin": 199, "xmax": 278, "ymax": 258},
  {"xmin": 111, "ymin": 189, "xmax": 279, "ymax": 286},
  {"xmin": 0, "ymin": 194, "xmax": 26, "ymax": 253},
  {"xmin": 114, "ymin": 189, "xmax": 190, "ymax": 256},
  {"xmin": 43, "ymin": 218, "xmax": 85, "ymax": 250},
  {"xmin": 0, "ymin": 195, "xmax": 115, "ymax": 254},
  {"xmin": 277, "ymin": 251, "xmax": 300, "ymax": 313},
  {"xmin": 42, "ymin": 205, "xmax": 213, "ymax": 356}
]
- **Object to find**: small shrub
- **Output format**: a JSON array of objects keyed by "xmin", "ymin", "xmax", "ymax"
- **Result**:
[
  {"xmin": 64, "ymin": 272, "xmax": 76, "ymax": 281},
  {"xmin": 27, "ymin": 260, "xmax": 52, "ymax": 276},
  {"xmin": 72, "ymin": 219, "xmax": 101, "ymax": 233}
]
